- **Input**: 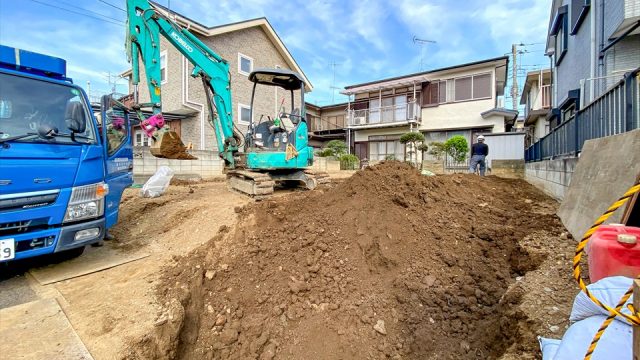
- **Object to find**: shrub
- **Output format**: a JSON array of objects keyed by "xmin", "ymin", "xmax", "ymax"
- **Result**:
[
  {"xmin": 339, "ymin": 154, "xmax": 359, "ymax": 170},
  {"xmin": 384, "ymin": 154, "xmax": 396, "ymax": 161},
  {"xmin": 444, "ymin": 135, "xmax": 469, "ymax": 163},
  {"xmin": 316, "ymin": 148, "xmax": 334, "ymax": 157},
  {"xmin": 324, "ymin": 140, "xmax": 347, "ymax": 157},
  {"xmin": 428, "ymin": 142, "xmax": 446, "ymax": 160}
]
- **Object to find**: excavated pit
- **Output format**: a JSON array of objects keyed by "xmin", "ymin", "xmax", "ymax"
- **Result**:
[{"xmin": 124, "ymin": 162, "xmax": 565, "ymax": 360}]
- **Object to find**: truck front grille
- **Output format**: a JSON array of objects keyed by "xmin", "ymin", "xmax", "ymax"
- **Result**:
[
  {"xmin": 0, "ymin": 191, "xmax": 59, "ymax": 212},
  {"xmin": 0, "ymin": 218, "xmax": 50, "ymax": 237}
]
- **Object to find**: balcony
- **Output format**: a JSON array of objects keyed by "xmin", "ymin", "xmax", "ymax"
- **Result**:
[
  {"xmin": 541, "ymin": 84, "xmax": 551, "ymax": 109},
  {"xmin": 307, "ymin": 114, "xmax": 345, "ymax": 132},
  {"xmin": 347, "ymin": 102, "xmax": 420, "ymax": 128}
]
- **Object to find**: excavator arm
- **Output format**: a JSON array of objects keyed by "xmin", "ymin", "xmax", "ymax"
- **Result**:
[{"xmin": 125, "ymin": 0, "xmax": 238, "ymax": 165}]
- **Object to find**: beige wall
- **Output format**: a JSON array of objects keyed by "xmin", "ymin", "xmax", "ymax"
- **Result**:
[
  {"xmin": 533, "ymin": 115, "xmax": 549, "ymax": 141},
  {"xmin": 420, "ymin": 98, "xmax": 503, "ymax": 132},
  {"xmin": 353, "ymin": 127, "xmax": 409, "ymax": 142}
]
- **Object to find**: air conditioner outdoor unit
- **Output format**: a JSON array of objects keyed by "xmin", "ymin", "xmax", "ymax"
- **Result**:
[{"xmin": 353, "ymin": 116, "xmax": 366, "ymax": 125}]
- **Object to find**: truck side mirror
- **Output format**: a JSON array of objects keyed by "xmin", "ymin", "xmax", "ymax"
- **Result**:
[{"xmin": 65, "ymin": 101, "xmax": 87, "ymax": 133}]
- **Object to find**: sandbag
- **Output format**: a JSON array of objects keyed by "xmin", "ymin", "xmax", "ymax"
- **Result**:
[
  {"xmin": 571, "ymin": 276, "xmax": 634, "ymax": 323},
  {"xmin": 540, "ymin": 276, "xmax": 634, "ymax": 359},
  {"xmin": 141, "ymin": 166, "xmax": 174, "ymax": 198},
  {"xmin": 538, "ymin": 336, "xmax": 560, "ymax": 360},
  {"xmin": 552, "ymin": 315, "xmax": 631, "ymax": 360}
]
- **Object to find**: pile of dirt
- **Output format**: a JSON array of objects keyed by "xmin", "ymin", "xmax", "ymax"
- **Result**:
[
  {"xmin": 150, "ymin": 131, "xmax": 197, "ymax": 160},
  {"xmin": 125, "ymin": 162, "xmax": 569, "ymax": 360}
]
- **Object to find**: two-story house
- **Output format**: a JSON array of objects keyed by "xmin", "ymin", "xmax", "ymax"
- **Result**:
[
  {"xmin": 341, "ymin": 56, "xmax": 517, "ymax": 161},
  {"xmin": 520, "ymin": 69, "xmax": 552, "ymax": 146},
  {"xmin": 545, "ymin": 0, "xmax": 640, "ymax": 126},
  {"xmin": 121, "ymin": 2, "xmax": 312, "ymax": 152},
  {"xmin": 305, "ymin": 102, "xmax": 347, "ymax": 148}
]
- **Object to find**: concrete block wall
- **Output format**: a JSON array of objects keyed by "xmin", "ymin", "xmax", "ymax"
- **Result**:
[
  {"xmin": 525, "ymin": 157, "xmax": 578, "ymax": 200},
  {"xmin": 491, "ymin": 160, "xmax": 525, "ymax": 179},
  {"xmin": 133, "ymin": 147, "xmax": 224, "ymax": 182},
  {"xmin": 309, "ymin": 158, "xmax": 342, "ymax": 172}
]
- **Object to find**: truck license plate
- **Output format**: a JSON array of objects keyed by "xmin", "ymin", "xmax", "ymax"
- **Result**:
[{"xmin": 0, "ymin": 239, "xmax": 15, "ymax": 261}]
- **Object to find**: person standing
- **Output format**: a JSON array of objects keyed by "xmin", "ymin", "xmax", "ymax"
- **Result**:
[{"xmin": 469, "ymin": 135, "xmax": 489, "ymax": 176}]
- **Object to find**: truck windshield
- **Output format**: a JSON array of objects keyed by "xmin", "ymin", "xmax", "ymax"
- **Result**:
[{"xmin": 0, "ymin": 72, "xmax": 96, "ymax": 144}]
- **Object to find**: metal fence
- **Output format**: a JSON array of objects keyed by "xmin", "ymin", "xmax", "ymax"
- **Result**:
[{"xmin": 525, "ymin": 69, "xmax": 639, "ymax": 162}]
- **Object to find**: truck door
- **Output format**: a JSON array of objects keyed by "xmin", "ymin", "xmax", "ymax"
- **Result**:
[{"xmin": 100, "ymin": 95, "xmax": 133, "ymax": 229}]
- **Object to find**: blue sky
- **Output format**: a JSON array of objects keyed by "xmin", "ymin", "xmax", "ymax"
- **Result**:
[{"xmin": 0, "ymin": 0, "xmax": 551, "ymax": 109}]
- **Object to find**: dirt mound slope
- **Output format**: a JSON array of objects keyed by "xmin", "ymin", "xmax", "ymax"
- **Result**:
[{"xmin": 125, "ymin": 161, "xmax": 570, "ymax": 360}]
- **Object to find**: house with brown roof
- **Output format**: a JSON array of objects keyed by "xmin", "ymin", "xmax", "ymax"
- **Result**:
[{"xmin": 341, "ymin": 56, "xmax": 518, "ymax": 162}]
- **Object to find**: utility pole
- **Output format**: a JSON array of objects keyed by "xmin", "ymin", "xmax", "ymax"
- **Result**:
[
  {"xmin": 413, "ymin": 36, "xmax": 437, "ymax": 71},
  {"xmin": 511, "ymin": 44, "xmax": 518, "ymax": 110}
]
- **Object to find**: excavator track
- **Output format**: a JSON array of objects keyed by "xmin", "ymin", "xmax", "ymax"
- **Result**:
[
  {"xmin": 304, "ymin": 170, "xmax": 331, "ymax": 185},
  {"xmin": 227, "ymin": 170, "xmax": 275, "ymax": 200}
]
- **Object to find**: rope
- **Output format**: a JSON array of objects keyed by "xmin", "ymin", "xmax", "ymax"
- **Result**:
[{"xmin": 584, "ymin": 281, "xmax": 636, "ymax": 359}]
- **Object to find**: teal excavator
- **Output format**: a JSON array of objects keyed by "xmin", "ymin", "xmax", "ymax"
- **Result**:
[{"xmin": 125, "ymin": 0, "xmax": 328, "ymax": 198}]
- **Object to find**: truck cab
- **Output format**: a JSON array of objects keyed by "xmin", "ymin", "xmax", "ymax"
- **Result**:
[{"xmin": 0, "ymin": 45, "xmax": 133, "ymax": 262}]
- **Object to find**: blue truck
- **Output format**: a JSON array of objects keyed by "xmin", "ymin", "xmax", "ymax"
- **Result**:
[{"xmin": 0, "ymin": 45, "xmax": 133, "ymax": 262}]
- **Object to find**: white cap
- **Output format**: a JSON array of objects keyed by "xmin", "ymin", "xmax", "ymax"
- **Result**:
[{"xmin": 477, "ymin": 135, "xmax": 485, "ymax": 141}]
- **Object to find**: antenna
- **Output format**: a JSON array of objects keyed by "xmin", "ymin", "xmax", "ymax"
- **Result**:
[{"xmin": 412, "ymin": 36, "xmax": 437, "ymax": 71}]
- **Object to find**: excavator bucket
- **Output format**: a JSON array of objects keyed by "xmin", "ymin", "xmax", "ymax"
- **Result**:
[{"xmin": 149, "ymin": 130, "xmax": 197, "ymax": 159}]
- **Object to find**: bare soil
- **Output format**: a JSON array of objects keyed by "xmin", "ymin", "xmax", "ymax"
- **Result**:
[
  {"xmin": 121, "ymin": 162, "xmax": 578, "ymax": 360},
  {"xmin": 150, "ymin": 131, "xmax": 197, "ymax": 159}
]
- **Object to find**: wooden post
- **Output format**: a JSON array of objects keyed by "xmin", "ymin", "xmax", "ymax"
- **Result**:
[{"xmin": 634, "ymin": 279, "xmax": 640, "ymax": 359}]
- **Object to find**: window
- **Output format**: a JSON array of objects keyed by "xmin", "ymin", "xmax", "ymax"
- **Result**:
[
  {"xmin": 438, "ymin": 81, "xmax": 447, "ymax": 103},
  {"xmin": 160, "ymin": 50, "xmax": 168, "ymax": 84},
  {"xmin": 561, "ymin": 103, "xmax": 576, "ymax": 123},
  {"xmin": 551, "ymin": 6, "xmax": 568, "ymax": 65},
  {"xmin": 472, "ymin": 73, "xmax": 491, "ymax": 99},
  {"xmin": 368, "ymin": 139, "xmax": 405, "ymax": 161},
  {"xmin": 134, "ymin": 130, "xmax": 150, "ymax": 147},
  {"xmin": 104, "ymin": 107, "xmax": 128, "ymax": 155},
  {"xmin": 454, "ymin": 76, "xmax": 472, "ymax": 101},
  {"xmin": 238, "ymin": 53, "xmax": 253, "ymax": 75},
  {"xmin": 238, "ymin": 103, "xmax": 251, "ymax": 125},
  {"xmin": 422, "ymin": 81, "xmax": 440, "ymax": 106},
  {"xmin": 454, "ymin": 73, "xmax": 492, "ymax": 102}
]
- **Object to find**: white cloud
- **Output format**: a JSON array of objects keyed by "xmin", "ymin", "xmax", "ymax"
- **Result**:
[{"xmin": 478, "ymin": 0, "xmax": 551, "ymax": 46}]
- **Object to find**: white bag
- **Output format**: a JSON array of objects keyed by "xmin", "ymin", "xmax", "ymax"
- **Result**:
[
  {"xmin": 541, "ymin": 276, "xmax": 634, "ymax": 360},
  {"xmin": 538, "ymin": 337, "xmax": 560, "ymax": 360},
  {"xmin": 141, "ymin": 166, "xmax": 174, "ymax": 198}
]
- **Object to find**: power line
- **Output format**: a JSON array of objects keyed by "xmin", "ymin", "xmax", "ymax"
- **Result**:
[
  {"xmin": 28, "ymin": 0, "xmax": 124, "ymax": 25},
  {"xmin": 97, "ymin": 0, "xmax": 125, "ymax": 12},
  {"xmin": 55, "ymin": 0, "xmax": 125, "ymax": 23}
]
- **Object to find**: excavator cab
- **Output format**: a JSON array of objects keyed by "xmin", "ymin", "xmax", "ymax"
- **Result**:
[{"xmin": 245, "ymin": 68, "xmax": 306, "ymax": 153}]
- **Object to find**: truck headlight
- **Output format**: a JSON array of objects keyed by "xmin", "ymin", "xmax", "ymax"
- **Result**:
[{"xmin": 63, "ymin": 182, "xmax": 109, "ymax": 223}]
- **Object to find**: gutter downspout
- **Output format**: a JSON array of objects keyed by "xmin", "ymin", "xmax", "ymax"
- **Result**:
[
  {"xmin": 598, "ymin": 0, "xmax": 605, "ymax": 95},
  {"xmin": 181, "ymin": 56, "xmax": 206, "ymax": 150},
  {"xmin": 590, "ymin": 0, "xmax": 596, "ymax": 102}
]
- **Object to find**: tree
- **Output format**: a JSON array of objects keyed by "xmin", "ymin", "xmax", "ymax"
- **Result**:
[
  {"xmin": 399, "ymin": 132, "xmax": 425, "ymax": 166},
  {"xmin": 444, "ymin": 135, "xmax": 469, "ymax": 163},
  {"xmin": 317, "ymin": 140, "xmax": 347, "ymax": 158},
  {"xmin": 427, "ymin": 142, "xmax": 445, "ymax": 160}
]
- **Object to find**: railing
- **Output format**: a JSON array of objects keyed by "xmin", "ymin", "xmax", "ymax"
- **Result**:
[
  {"xmin": 347, "ymin": 101, "xmax": 419, "ymax": 127},
  {"xmin": 307, "ymin": 114, "xmax": 345, "ymax": 132},
  {"xmin": 541, "ymin": 84, "xmax": 551, "ymax": 109},
  {"xmin": 525, "ymin": 69, "xmax": 639, "ymax": 162}
]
